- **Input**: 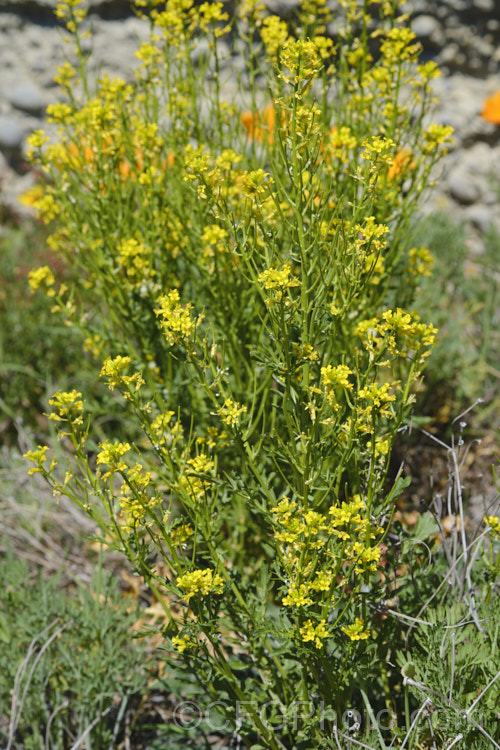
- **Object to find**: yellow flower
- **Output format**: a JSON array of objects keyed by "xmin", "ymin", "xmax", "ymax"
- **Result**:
[
  {"xmin": 171, "ymin": 523, "xmax": 194, "ymax": 546},
  {"xmin": 172, "ymin": 634, "xmax": 194, "ymax": 653},
  {"xmin": 408, "ymin": 246, "xmax": 435, "ymax": 278},
  {"xmin": 261, "ymin": 15, "xmax": 289, "ymax": 61},
  {"xmin": 280, "ymin": 39, "xmax": 322, "ymax": 83},
  {"xmin": 151, "ymin": 411, "xmax": 184, "ymax": 449},
  {"xmin": 198, "ymin": 1, "xmax": 230, "ymax": 35},
  {"xmin": 18, "ymin": 184, "xmax": 45, "ymax": 208},
  {"xmin": 180, "ymin": 453, "xmax": 215, "ymax": 500},
  {"xmin": 23, "ymin": 445, "xmax": 56, "ymax": 475},
  {"xmin": 96, "ymin": 440, "xmax": 131, "ymax": 479},
  {"xmin": 341, "ymin": 617, "xmax": 371, "ymax": 641},
  {"xmin": 48, "ymin": 389, "xmax": 84, "ymax": 425},
  {"xmin": 299, "ymin": 618, "xmax": 329, "ymax": 649},
  {"xmin": 485, "ymin": 516, "xmax": 500, "ymax": 538},
  {"xmin": 100, "ymin": 355, "xmax": 132, "ymax": 388},
  {"xmin": 283, "ymin": 583, "xmax": 313, "ymax": 607},
  {"xmin": 240, "ymin": 169, "xmax": 273, "ymax": 200},
  {"xmin": 258, "ymin": 262, "xmax": 300, "ymax": 291},
  {"xmin": 321, "ymin": 364, "xmax": 353, "ymax": 391},
  {"xmin": 217, "ymin": 398, "xmax": 247, "ymax": 428},
  {"xmin": 176, "ymin": 568, "xmax": 223, "ymax": 602},
  {"xmin": 422, "ymin": 124, "xmax": 454, "ymax": 153},
  {"xmin": 28, "ymin": 265, "xmax": 56, "ymax": 295},
  {"xmin": 154, "ymin": 290, "xmax": 199, "ymax": 345}
]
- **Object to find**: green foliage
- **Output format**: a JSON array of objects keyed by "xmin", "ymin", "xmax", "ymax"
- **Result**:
[
  {"xmin": 0, "ymin": 221, "xmax": 83, "ymax": 439},
  {"xmin": 399, "ymin": 599, "xmax": 500, "ymax": 749},
  {"xmin": 410, "ymin": 211, "xmax": 500, "ymax": 422},
  {"xmin": 0, "ymin": 549, "xmax": 149, "ymax": 750}
]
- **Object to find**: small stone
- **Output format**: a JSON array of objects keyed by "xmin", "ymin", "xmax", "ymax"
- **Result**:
[
  {"xmin": 0, "ymin": 115, "xmax": 27, "ymax": 150},
  {"xmin": 474, "ymin": 0, "xmax": 494, "ymax": 10},
  {"xmin": 465, "ymin": 205, "xmax": 492, "ymax": 234},
  {"xmin": 264, "ymin": 0, "xmax": 300, "ymax": 14},
  {"xmin": 8, "ymin": 82, "xmax": 45, "ymax": 115},
  {"xmin": 26, "ymin": 53, "xmax": 49, "ymax": 75},
  {"xmin": 448, "ymin": 174, "xmax": 481, "ymax": 205},
  {"xmin": 411, "ymin": 15, "xmax": 441, "ymax": 41},
  {"xmin": 0, "ymin": 13, "xmax": 22, "ymax": 31},
  {"xmin": 439, "ymin": 43, "xmax": 460, "ymax": 66}
]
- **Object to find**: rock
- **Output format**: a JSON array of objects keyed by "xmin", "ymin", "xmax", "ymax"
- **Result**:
[
  {"xmin": 0, "ymin": 13, "xmax": 23, "ymax": 32},
  {"xmin": 264, "ymin": 0, "xmax": 300, "ymax": 14},
  {"xmin": 448, "ymin": 174, "xmax": 481, "ymax": 205},
  {"xmin": 474, "ymin": 0, "xmax": 494, "ymax": 10},
  {"xmin": 411, "ymin": 14, "xmax": 442, "ymax": 43},
  {"xmin": 8, "ymin": 81, "xmax": 46, "ymax": 115},
  {"xmin": 465, "ymin": 204, "xmax": 492, "ymax": 234},
  {"xmin": 0, "ymin": 115, "xmax": 27, "ymax": 150}
]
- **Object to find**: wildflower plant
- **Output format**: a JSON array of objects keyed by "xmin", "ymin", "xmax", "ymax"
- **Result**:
[{"xmin": 24, "ymin": 0, "xmax": 464, "ymax": 745}]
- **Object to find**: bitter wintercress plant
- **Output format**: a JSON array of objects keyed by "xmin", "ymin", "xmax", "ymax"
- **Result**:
[{"xmin": 25, "ymin": 0, "xmax": 460, "ymax": 745}]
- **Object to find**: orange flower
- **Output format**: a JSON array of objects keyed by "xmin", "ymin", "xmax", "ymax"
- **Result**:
[
  {"xmin": 481, "ymin": 90, "xmax": 500, "ymax": 125},
  {"xmin": 119, "ymin": 150, "xmax": 175, "ymax": 179},
  {"xmin": 387, "ymin": 148, "xmax": 416, "ymax": 180},
  {"xmin": 241, "ymin": 105, "xmax": 277, "ymax": 144}
]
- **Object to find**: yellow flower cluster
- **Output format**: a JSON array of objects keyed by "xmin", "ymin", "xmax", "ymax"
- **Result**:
[
  {"xmin": 23, "ymin": 445, "xmax": 57, "ymax": 476},
  {"xmin": 96, "ymin": 440, "xmax": 131, "ymax": 480},
  {"xmin": 341, "ymin": 617, "xmax": 371, "ymax": 641},
  {"xmin": 154, "ymin": 290, "xmax": 200, "ymax": 346},
  {"xmin": 118, "ymin": 463, "xmax": 160, "ymax": 532},
  {"xmin": 176, "ymin": 568, "xmax": 224, "ymax": 602},
  {"xmin": 321, "ymin": 364, "xmax": 353, "ymax": 409},
  {"xmin": 485, "ymin": 516, "xmax": 500, "ymax": 538},
  {"xmin": 151, "ymin": 411, "xmax": 184, "ymax": 450},
  {"xmin": 422, "ymin": 124, "xmax": 454, "ymax": 154},
  {"xmin": 28, "ymin": 265, "xmax": 56, "ymax": 295},
  {"xmin": 217, "ymin": 398, "xmax": 248, "ymax": 428},
  {"xmin": 100, "ymin": 356, "xmax": 144, "ymax": 393},
  {"xmin": 280, "ymin": 39, "xmax": 321, "ymax": 83},
  {"xmin": 354, "ymin": 309, "xmax": 437, "ymax": 363},
  {"xmin": 408, "ymin": 246, "xmax": 435, "ymax": 278},
  {"xmin": 116, "ymin": 239, "xmax": 155, "ymax": 287},
  {"xmin": 299, "ymin": 618, "xmax": 329, "ymax": 649},
  {"xmin": 198, "ymin": 1, "xmax": 230, "ymax": 36},
  {"xmin": 379, "ymin": 27, "xmax": 421, "ymax": 64},
  {"xmin": 261, "ymin": 15, "xmax": 289, "ymax": 61},
  {"xmin": 48, "ymin": 389, "xmax": 84, "ymax": 426},
  {"xmin": 240, "ymin": 169, "xmax": 273, "ymax": 201},
  {"xmin": 55, "ymin": 0, "xmax": 87, "ymax": 33},
  {"xmin": 358, "ymin": 382, "xmax": 395, "ymax": 417},
  {"xmin": 297, "ymin": 0, "xmax": 331, "ymax": 36},
  {"xmin": 180, "ymin": 453, "xmax": 215, "ymax": 501},
  {"xmin": 272, "ymin": 495, "xmax": 381, "ymax": 614},
  {"xmin": 172, "ymin": 633, "xmax": 195, "ymax": 653},
  {"xmin": 171, "ymin": 523, "xmax": 194, "ymax": 546},
  {"xmin": 258, "ymin": 263, "xmax": 300, "ymax": 291}
]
